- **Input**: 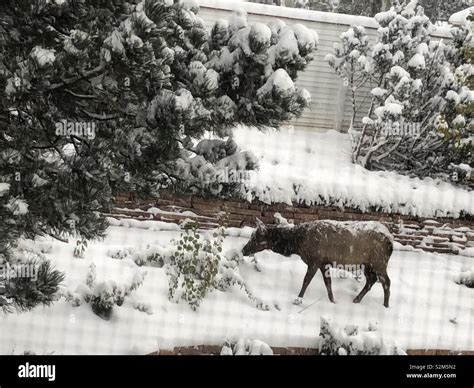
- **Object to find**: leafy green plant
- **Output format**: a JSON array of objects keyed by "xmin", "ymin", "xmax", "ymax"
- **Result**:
[
  {"xmin": 166, "ymin": 225, "xmax": 223, "ymax": 311},
  {"xmin": 166, "ymin": 224, "xmax": 270, "ymax": 311}
]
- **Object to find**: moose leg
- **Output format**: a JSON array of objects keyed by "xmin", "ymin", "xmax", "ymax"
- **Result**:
[
  {"xmin": 378, "ymin": 271, "xmax": 391, "ymax": 308},
  {"xmin": 353, "ymin": 265, "xmax": 377, "ymax": 304},
  {"xmin": 320, "ymin": 263, "xmax": 335, "ymax": 303},
  {"xmin": 294, "ymin": 264, "xmax": 318, "ymax": 305}
]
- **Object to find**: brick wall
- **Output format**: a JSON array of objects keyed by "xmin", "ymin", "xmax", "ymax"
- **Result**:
[{"xmin": 111, "ymin": 191, "xmax": 474, "ymax": 256}]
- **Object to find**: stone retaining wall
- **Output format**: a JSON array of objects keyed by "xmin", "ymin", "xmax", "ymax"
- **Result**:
[{"xmin": 112, "ymin": 191, "xmax": 474, "ymax": 256}]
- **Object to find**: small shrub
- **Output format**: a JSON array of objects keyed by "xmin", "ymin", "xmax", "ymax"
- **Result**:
[
  {"xmin": 221, "ymin": 338, "xmax": 273, "ymax": 355},
  {"xmin": 132, "ymin": 301, "xmax": 153, "ymax": 315},
  {"xmin": 166, "ymin": 225, "xmax": 270, "ymax": 311},
  {"xmin": 166, "ymin": 226, "xmax": 223, "ymax": 310},
  {"xmin": 73, "ymin": 239, "xmax": 87, "ymax": 258},
  {"xmin": 319, "ymin": 316, "xmax": 406, "ymax": 355},
  {"xmin": 65, "ymin": 263, "xmax": 146, "ymax": 320},
  {"xmin": 455, "ymin": 270, "xmax": 474, "ymax": 288}
]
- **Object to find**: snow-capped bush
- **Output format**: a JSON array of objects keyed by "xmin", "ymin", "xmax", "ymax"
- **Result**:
[
  {"xmin": 30, "ymin": 46, "xmax": 56, "ymax": 68},
  {"xmin": 455, "ymin": 269, "xmax": 474, "ymax": 288},
  {"xmin": 221, "ymin": 338, "xmax": 273, "ymax": 355},
  {"xmin": 65, "ymin": 263, "xmax": 147, "ymax": 320},
  {"xmin": 73, "ymin": 239, "xmax": 87, "ymax": 258},
  {"xmin": 107, "ymin": 245, "xmax": 171, "ymax": 267},
  {"xmin": 326, "ymin": 0, "xmax": 473, "ymax": 185},
  {"xmin": 319, "ymin": 316, "xmax": 406, "ymax": 355}
]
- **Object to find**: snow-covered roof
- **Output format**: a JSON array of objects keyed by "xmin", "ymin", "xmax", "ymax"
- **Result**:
[
  {"xmin": 449, "ymin": 7, "xmax": 474, "ymax": 25},
  {"xmin": 198, "ymin": 0, "xmax": 451, "ymax": 37},
  {"xmin": 199, "ymin": 0, "xmax": 379, "ymax": 28}
]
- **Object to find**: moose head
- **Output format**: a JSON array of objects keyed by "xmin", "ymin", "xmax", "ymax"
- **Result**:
[{"xmin": 242, "ymin": 218, "xmax": 273, "ymax": 256}]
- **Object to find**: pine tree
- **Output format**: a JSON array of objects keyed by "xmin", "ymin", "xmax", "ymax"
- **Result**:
[{"xmin": 0, "ymin": 0, "xmax": 317, "ymax": 311}]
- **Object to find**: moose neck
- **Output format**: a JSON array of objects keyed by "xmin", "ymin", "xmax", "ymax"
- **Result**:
[{"xmin": 268, "ymin": 226, "xmax": 303, "ymax": 257}]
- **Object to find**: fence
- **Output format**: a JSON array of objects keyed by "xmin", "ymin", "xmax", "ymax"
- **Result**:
[{"xmin": 199, "ymin": 0, "xmax": 451, "ymax": 132}]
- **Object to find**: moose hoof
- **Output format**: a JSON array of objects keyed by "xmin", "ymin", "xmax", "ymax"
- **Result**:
[
  {"xmin": 384, "ymin": 303, "xmax": 389, "ymax": 308},
  {"xmin": 293, "ymin": 297, "xmax": 303, "ymax": 306},
  {"xmin": 353, "ymin": 297, "xmax": 361, "ymax": 304}
]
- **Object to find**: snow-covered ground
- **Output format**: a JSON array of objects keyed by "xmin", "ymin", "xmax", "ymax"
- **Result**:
[
  {"xmin": 233, "ymin": 126, "xmax": 474, "ymax": 219},
  {"xmin": 1, "ymin": 223, "xmax": 472, "ymax": 355}
]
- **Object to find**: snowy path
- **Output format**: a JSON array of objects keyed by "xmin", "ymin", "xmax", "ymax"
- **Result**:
[{"xmin": 0, "ymin": 225, "xmax": 472, "ymax": 355}]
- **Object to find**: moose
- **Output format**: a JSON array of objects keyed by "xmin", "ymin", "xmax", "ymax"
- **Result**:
[{"xmin": 242, "ymin": 219, "xmax": 393, "ymax": 308}]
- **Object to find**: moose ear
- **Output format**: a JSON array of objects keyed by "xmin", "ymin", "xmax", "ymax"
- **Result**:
[{"xmin": 256, "ymin": 218, "xmax": 266, "ymax": 231}]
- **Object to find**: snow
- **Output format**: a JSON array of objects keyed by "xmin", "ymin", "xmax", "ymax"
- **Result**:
[
  {"xmin": 454, "ymin": 269, "xmax": 474, "ymax": 287},
  {"xmin": 371, "ymin": 87, "xmax": 387, "ymax": 97},
  {"xmin": 1, "ymin": 224, "xmax": 472, "ymax": 354},
  {"xmin": 416, "ymin": 42, "xmax": 429, "ymax": 55},
  {"xmin": 449, "ymin": 7, "xmax": 474, "ymax": 25},
  {"xmin": 446, "ymin": 90, "xmax": 461, "ymax": 105},
  {"xmin": 374, "ymin": 10, "xmax": 397, "ymax": 25},
  {"xmin": 258, "ymin": 69, "xmax": 295, "ymax": 95},
  {"xmin": 0, "ymin": 183, "xmax": 9, "ymax": 197},
  {"xmin": 374, "ymin": 101, "xmax": 403, "ymax": 118},
  {"xmin": 228, "ymin": 9, "xmax": 247, "ymax": 31},
  {"xmin": 390, "ymin": 65, "xmax": 410, "ymax": 79},
  {"xmin": 384, "ymin": 102, "xmax": 404, "ymax": 116},
  {"xmin": 250, "ymin": 23, "xmax": 271, "ymax": 44},
  {"xmin": 231, "ymin": 126, "xmax": 474, "ymax": 219},
  {"xmin": 408, "ymin": 53, "xmax": 426, "ymax": 70},
  {"xmin": 145, "ymin": 207, "xmax": 197, "ymax": 218},
  {"xmin": 32, "ymin": 174, "xmax": 48, "ymax": 188},
  {"xmin": 174, "ymin": 89, "xmax": 194, "ymax": 111},
  {"xmin": 317, "ymin": 220, "xmax": 394, "ymax": 241},
  {"xmin": 459, "ymin": 248, "xmax": 474, "ymax": 258},
  {"xmin": 5, "ymin": 198, "xmax": 29, "ymax": 216},
  {"xmin": 104, "ymin": 30, "xmax": 125, "ymax": 55},
  {"xmin": 206, "ymin": 47, "xmax": 236, "ymax": 72},
  {"xmin": 30, "ymin": 46, "xmax": 56, "ymax": 68},
  {"xmin": 274, "ymin": 27, "xmax": 299, "ymax": 62},
  {"xmin": 392, "ymin": 50, "xmax": 405, "ymax": 64},
  {"xmin": 299, "ymin": 88, "xmax": 311, "ymax": 104},
  {"xmin": 292, "ymin": 23, "xmax": 319, "ymax": 49},
  {"xmin": 319, "ymin": 316, "xmax": 405, "ymax": 355}
]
